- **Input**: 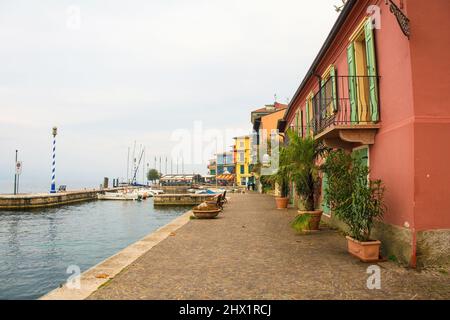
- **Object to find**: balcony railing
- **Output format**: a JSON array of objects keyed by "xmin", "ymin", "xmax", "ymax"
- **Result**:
[{"xmin": 311, "ymin": 75, "xmax": 380, "ymax": 136}]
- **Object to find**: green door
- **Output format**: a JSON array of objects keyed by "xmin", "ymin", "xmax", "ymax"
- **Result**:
[
  {"xmin": 352, "ymin": 147, "xmax": 369, "ymax": 167},
  {"xmin": 321, "ymin": 173, "xmax": 330, "ymax": 214}
]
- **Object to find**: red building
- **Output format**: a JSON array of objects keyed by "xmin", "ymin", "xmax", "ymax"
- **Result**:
[{"xmin": 279, "ymin": 0, "xmax": 450, "ymax": 267}]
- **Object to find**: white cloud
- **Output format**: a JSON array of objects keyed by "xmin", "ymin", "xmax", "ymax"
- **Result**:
[{"xmin": 0, "ymin": 0, "xmax": 340, "ymax": 192}]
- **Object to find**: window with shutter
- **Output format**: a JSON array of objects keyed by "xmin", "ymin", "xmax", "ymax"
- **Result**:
[{"xmin": 347, "ymin": 18, "xmax": 379, "ymax": 124}]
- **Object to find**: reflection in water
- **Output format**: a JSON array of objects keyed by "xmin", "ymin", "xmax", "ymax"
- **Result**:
[{"xmin": 0, "ymin": 199, "xmax": 188, "ymax": 299}]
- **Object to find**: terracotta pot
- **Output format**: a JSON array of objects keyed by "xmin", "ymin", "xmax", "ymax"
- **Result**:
[
  {"xmin": 297, "ymin": 210, "xmax": 323, "ymax": 231},
  {"xmin": 346, "ymin": 236, "xmax": 381, "ymax": 262},
  {"xmin": 275, "ymin": 197, "xmax": 289, "ymax": 209}
]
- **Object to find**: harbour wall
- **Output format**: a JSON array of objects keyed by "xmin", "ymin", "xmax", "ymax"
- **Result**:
[
  {"xmin": 154, "ymin": 194, "xmax": 216, "ymax": 206},
  {"xmin": 0, "ymin": 187, "xmax": 134, "ymax": 210}
]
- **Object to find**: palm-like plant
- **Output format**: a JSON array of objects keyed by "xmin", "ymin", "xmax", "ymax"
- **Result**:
[
  {"xmin": 283, "ymin": 129, "xmax": 329, "ymax": 211},
  {"xmin": 269, "ymin": 146, "xmax": 290, "ymax": 197}
]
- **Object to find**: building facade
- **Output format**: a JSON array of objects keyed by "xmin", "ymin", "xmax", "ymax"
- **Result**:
[
  {"xmin": 207, "ymin": 159, "xmax": 216, "ymax": 176},
  {"xmin": 279, "ymin": 0, "xmax": 450, "ymax": 268},
  {"xmin": 216, "ymin": 152, "xmax": 235, "ymax": 175},
  {"xmin": 251, "ymin": 104, "xmax": 287, "ymax": 193},
  {"xmin": 233, "ymin": 136, "xmax": 254, "ymax": 186}
]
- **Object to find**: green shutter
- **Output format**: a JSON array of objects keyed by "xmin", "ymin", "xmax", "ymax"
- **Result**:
[
  {"xmin": 365, "ymin": 21, "xmax": 379, "ymax": 122},
  {"xmin": 330, "ymin": 66, "xmax": 338, "ymax": 112},
  {"xmin": 347, "ymin": 43, "xmax": 358, "ymax": 123},
  {"xmin": 321, "ymin": 173, "xmax": 330, "ymax": 214},
  {"xmin": 300, "ymin": 110, "xmax": 304, "ymax": 138},
  {"xmin": 305, "ymin": 101, "xmax": 310, "ymax": 137}
]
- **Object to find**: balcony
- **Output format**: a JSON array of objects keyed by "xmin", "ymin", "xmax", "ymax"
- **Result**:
[{"xmin": 310, "ymin": 75, "xmax": 380, "ymax": 150}]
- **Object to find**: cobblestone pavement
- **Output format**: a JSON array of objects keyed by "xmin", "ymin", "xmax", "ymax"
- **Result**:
[{"xmin": 89, "ymin": 193, "xmax": 450, "ymax": 300}]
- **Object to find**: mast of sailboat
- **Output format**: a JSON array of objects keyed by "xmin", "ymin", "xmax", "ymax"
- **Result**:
[
  {"xmin": 142, "ymin": 147, "xmax": 146, "ymax": 185},
  {"xmin": 132, "ymin": 148, "xmax": 145, "ymax": 185},
  {"xmin": 126, "ymin": 147, "xmax": 130, "ymax": 184},
  {"xmin": 132, "ymin": 141, "xmax": 136, "ymax": 184}
]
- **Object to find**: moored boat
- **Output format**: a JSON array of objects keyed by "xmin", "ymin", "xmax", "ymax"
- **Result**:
[{"xmin": 97, "ymin": 191, "xmax": 140, "ymax": 201}]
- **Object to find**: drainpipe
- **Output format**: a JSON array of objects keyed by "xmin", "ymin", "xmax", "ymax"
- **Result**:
[{"xmin": 410, "ymin": 229, "xmax": 417, "ymax": 268}]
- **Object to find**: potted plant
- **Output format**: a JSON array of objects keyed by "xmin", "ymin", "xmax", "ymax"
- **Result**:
[
  {"xmin": 265, "ymin": 142, "xmax": 290, "ymax": 209},
  {"xmin": 322, "ymin": 150, "xmax": 386, "ymax": 262},
  {"xmin": 271, "ymin": 164, "xmax": 290, "ymax": 209},
  {"xmin": 284, "ymin": 130, "xmax": 329, "ymax": 231}
]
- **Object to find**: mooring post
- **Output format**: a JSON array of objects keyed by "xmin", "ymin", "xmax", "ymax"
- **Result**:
[{"xmin": 50, "ymin": 127, "xmax": 57, "ymax": 193}]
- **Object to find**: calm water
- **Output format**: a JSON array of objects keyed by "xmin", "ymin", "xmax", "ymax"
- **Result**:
[{"xmin": 0, "ymin": 199, "xmax": 188, "ymax": 300}]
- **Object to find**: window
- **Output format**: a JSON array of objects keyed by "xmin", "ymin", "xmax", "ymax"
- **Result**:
[
  {"xmin": 239, "ymin": 141, "xmax": 244, "ymax": 149},
  {"xmin": 321, "ymin": 65, "xmax": 338, "ymax": 117},
  {"xmin": 240, "ymin": 165, "xmax": 245, "ymax": 174},
  {"xmin": 347, "ymin": 19, "xmax": 378, "ymax": 123},
  {"xmin": 238, "ymin": 152, "xmax": 244, "ymax": 162}
]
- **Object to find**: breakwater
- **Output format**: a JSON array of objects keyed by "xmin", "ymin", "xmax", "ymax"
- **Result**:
[{"xmin": 0, "ymin": 187, "xmax": 133, "ymax": 210}]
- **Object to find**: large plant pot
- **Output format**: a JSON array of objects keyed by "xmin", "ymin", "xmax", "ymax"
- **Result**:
[
  {"xmin": 297, "ymin": 210, "xmax": 323, "ymax": 231},
  {"xmin": 275, "ymin": 197, "xmax": 289, "ymax": 209},
  {"xmin": 193, "ymin": 208, "xmax": 221, "ymax": 219},
  {"xmin": 346, "ymin": 236, "xmax": 381, "ymax": 262}
]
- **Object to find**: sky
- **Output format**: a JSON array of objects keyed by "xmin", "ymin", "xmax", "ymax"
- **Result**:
[{"xmin": 0, "ymin": 0, "xmax": 341, "ymax": 193}]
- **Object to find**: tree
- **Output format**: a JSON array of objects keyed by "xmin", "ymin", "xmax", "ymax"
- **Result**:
[
  {"xmin": 147, "ymin": 169, "xmax": 161, "ymax": 182},
  {"xmin": 283, "ymin": 129, "xmax": 329, "ymax": 211},
  {"xmin": 322, "ymin": 150, "xmax": 386, "ymax": 241}
]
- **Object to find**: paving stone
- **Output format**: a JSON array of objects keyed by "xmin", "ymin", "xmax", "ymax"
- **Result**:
[{"xmin": 88, "ymin": 193, "xmax": 450, "ymax": 300}]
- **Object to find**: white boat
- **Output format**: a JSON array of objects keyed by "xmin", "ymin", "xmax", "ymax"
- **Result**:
[
  {"xmin": 136, "ymin": 188, "xmax": 151, "ymax": 199},
  {"xmin": 97, "ymin": 191, "xmax": 140, "ymax": 201},
  {"xmin": 149, "ymin": 189, "xmax": 164, "ymax": 196}
]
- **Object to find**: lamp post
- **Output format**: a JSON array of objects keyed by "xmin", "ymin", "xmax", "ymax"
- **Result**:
[{"xmin": 50, "ymin": 127, "xmax": 57, "ymax": 193}]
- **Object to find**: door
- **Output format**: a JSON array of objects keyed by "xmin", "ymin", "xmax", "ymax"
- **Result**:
[
  {"xmin": 321, "ymin": 173, "xmax": 330, "ymax": 215},
  {"xmin": 352, "ymin": 146, "xmax": 369, "ymax": 167}
]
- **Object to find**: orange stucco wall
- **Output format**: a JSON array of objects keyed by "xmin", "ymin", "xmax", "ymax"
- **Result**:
[
  {"xmin": 260, "ymin": 109, "xmax": 286, "ymax": 133},
  {"xmin": 284, "ymin": 0, "xmax": 450, "ymax": 234}
]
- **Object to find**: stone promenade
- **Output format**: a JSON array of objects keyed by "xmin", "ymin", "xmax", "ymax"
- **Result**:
[{"xmin": 89, "ymin": 193, "xmax": 449, "ymax": 300}]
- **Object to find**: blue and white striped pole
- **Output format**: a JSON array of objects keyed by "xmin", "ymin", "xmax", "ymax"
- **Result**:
[{"xmin": 50, "ymin": 127, "xmax": 57, "ymax": 193}]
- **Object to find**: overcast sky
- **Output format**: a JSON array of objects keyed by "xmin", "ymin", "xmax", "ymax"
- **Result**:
[{"xmin": 0, "ymin": 0, "xmax": 340, "ymax": 192}]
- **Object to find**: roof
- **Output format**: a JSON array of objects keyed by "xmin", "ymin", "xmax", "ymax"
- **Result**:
[
  {"xmin": 233, "ymin": 135, "xmax": 251, "ymax": 140},
  {"xmin": 160, "ymin": 174, "xmax": 199, "ymax": 180},
  {"xmin": 251, "ymin": 102, "xmax": 287, "ymax": 114},
  {"xmin": 283, "ymin": 0, "xmax": 358, "ymax": 123},
  {"xmin": 216, "ymin": 174, "xmax": 235, "ymax": 181},
  {"xmin": 215, "ymin": 152, "xmax": 233, "ymax": 156}
]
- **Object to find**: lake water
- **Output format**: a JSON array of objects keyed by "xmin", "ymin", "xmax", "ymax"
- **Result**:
[{"xmin": 0, "ymin": 199, "xmax": 188, "ymax": 300}]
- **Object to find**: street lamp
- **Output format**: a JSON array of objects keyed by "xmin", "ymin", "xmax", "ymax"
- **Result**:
[{"xmin": 50, "ymin": 126, "xmax": 57, "ymax": 193}]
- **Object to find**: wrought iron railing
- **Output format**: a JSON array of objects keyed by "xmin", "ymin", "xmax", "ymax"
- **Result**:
[{"xmin": 311, "ymin": 75, "xmax": 380, "ymax": 135}]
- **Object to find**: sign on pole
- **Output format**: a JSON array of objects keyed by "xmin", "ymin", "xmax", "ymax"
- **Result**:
[{"xmin": 15, "ymin": 161, "xmax": 22, "ymax": 175}]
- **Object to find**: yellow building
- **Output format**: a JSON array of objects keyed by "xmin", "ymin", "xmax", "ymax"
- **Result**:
[{"xmin": 233, "ymin": 135, "xmax": 254, "ymax": 186}]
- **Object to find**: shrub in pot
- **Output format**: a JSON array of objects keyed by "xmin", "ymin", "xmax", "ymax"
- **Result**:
[
  {"xmin": 283, "ymin": 130, "xmax": 329, "ymax": 231},
  {"xmin": 268, "ymin": 144, "xmax": 290, "ymax": 209},
  {"xmin": 322, "ymin": 150, "xmax": 386, "ymax": 262}
]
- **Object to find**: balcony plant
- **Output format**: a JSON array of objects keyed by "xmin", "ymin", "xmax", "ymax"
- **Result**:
[
  {"xmin": 322, "ymin": 150, "xmax": 386, "ymax": 262},
  {"xmin": 284, "ymin": 130, "xmax": 329, "ymax": 231}
]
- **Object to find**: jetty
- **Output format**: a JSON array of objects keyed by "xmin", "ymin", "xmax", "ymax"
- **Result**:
[
  {"xmin": 0, "ymin": 187, "xmax": 135, "ymax": 210},
  {"xmin": 153, "ymin": 193, "xmax": 216, "ymax": 206}
]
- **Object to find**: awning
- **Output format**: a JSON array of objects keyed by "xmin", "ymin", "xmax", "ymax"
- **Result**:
[{"xmin": 216, "ymin": 174, "xmax": 235, "ymax": 181}]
